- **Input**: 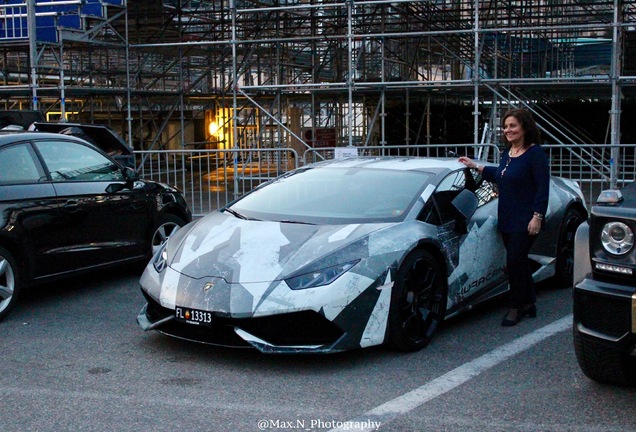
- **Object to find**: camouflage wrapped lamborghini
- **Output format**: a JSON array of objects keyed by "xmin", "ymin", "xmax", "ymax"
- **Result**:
[{"xmin": 137, "ymin": 157, "xmax": 586, "ymax": 353}]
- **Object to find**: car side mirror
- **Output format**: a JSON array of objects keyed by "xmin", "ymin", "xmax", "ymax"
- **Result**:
[
  {"xmin": 596, "ymin": 189, "xmax": 623, "ymax": 205},
  {"xmin": 106, "ymin": 183, "xmax": 125, "ymax": 194},
  {"xmin": 106, "ymin": 167, "xmax": 140, "ymax": 193},
  {"xmin": 451, "ymin": 189, "xmax": 478, "ymax": 234},
  {"xmin": 123, "ymin": 167, "xmax": 140, "ymax": 181},
  {"xmin": 452, "ymin": 189, "xmax": 478, "ymax": 221}
]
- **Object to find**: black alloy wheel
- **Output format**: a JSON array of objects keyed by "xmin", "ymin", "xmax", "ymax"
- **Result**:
[
  {"xmin": 388, "ymin": 249, "xmax": 447, "ymax": 352},
  {"xmin": 150, "ymin": 214, "xmax": 186, "ymax": 257},
  {"xmin": 555, "ymin": 208, "xmax": 586, "ymax": 287}
]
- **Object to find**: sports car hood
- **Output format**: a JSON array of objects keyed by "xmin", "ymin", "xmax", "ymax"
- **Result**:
[{"xmin": 167, "ymin": 212, "xmax": 393, "ymax": 283}]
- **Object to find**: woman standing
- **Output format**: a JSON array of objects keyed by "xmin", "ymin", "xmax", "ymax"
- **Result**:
[{"xmin": 459, "ymin": 109, "xmax": 550, "ymax": 326}]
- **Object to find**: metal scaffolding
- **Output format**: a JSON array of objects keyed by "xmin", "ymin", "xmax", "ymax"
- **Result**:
[{"xmin": 1, "ymin": 1, "xmax": 635, "ymax": 182}]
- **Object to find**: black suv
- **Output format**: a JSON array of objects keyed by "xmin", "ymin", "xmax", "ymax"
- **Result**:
[
  {"xmin": 0, "ymin": 131, "xmax": 192, "ymax": 321},
  {"xmin": 573, "ymin": 183, "xmax": 636, "ymax": 386}
]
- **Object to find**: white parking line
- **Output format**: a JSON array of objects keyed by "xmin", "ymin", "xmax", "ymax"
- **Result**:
[{"xmin": 330, "ymin": 315, "xmax": 573, "ymax": 432}]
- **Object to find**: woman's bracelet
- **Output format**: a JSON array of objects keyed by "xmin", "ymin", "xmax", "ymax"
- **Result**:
[{"xmin": 533, "ymin": 212, "xmax": 544, "ymax": 220}]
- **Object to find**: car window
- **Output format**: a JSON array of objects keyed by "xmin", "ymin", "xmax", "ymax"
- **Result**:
[
  {"xmin": 0, "ymin": 143, "xmax": 44, "ymax": 185},
  {"xmin": 420, "ymin": 170, "xmax": 467, "ymax": 225},
  {"xmin": 34, "ymin": 140, "xmax": 125, "ymax": 182},
  {"xmin": 230, "ymin": 167, "xmax": 433, "ymax": 224},
  {"xmin": 436, "ymin": 170, "xmax": 466, "ymax": 192}
]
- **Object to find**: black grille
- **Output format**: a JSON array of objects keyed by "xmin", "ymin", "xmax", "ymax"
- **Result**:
[
  {"xmin": 575, "ymin": 291, "xmax": 631, "ymax": 338},
  {"xmin": 160, "ymin": 319, "xmax": 252, "ymax": 347},
  {"xmin": 143, "ymin": 291, "xmax": 172, "ymax": 322},
  {"xmin": 237, "ymin": 311, "xmax": 343, "ymax": 346}
]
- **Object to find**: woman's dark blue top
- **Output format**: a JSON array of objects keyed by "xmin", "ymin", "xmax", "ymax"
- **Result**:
[{"xmin": 481, "ymin": 145, "xmax": 550, "ymax": 233}]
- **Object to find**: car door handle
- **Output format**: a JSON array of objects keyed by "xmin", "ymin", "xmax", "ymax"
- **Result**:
[{"xmin": 63, "ymin": 200, "xmax": 79, "ymax": 210}]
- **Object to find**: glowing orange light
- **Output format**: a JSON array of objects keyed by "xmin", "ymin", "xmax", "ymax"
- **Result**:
[{"xmin": 208, "ymin": 121, "xmax": 219, "ymax": 137}]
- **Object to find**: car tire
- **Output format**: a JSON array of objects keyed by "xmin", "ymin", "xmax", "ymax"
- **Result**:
[
  {"xmin": 573, "ymin": 325, "xmax": 636, "ymax": 386},
  {"xmin": 555, "ymin": 208, "xmax": 586, "ymax": 287},
  {"xmin": 388, "ymin": 249, "xmax": 447, "ymax": 352},
  {"xmin": 150, "ymin": 214, "xmax": 186, "ymax": 257},
  {"xmin": 0, "ymin": 246, "xmax": 20, "ymax": 322}
]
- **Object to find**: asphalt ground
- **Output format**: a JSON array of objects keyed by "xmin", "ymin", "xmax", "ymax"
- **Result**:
[{"xmin": 1, "ymin": 265, "xmax": 634, "ymax": 432}]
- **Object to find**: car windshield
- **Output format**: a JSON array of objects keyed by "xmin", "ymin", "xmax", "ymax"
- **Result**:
[{"xmin": 228, "ymin": 166, "xmax": 433, "ymax": 224}]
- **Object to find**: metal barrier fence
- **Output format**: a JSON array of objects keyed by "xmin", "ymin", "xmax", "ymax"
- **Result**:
[
  {"xmin": 134, "ymin": 148, "xmax": 298, "ymax": 217},
  {"xmin": 542, "ymin": 144, "xmax": 635, "ymax": 204},
  {"xmin": 134, "ymin": 144, "xmax": 636, "ymax": 217},
  {"xmin": 303, "ymin": 144, "xmax": 502, "ymax": 164}
]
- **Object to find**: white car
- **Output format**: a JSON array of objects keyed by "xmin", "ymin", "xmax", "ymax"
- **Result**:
[{"xmin": 137, "ymin": 156, "xmax": 586, "ymax": 353}]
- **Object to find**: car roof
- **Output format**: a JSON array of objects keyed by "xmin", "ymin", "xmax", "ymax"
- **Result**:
[
  {"xmin": 0, "ymin": 131, "xmax": 93, "ymax": 147},
  {"xmin": 32, "ymin": 122, "xmax": 132, "ymax": 155},
  {"xmin": 307, "ymin": 156, "xmax": 467, "ymax": 172},
  {"xmin": 0, "ymin": 123, "xmax": 132, "ymax": 156}
]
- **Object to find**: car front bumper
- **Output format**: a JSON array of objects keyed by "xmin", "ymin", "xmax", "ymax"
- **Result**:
[
  {"xmin": 137, "ymin": 262, "xmax": 396, "ymax": 353},
  {"xmin": 573, "ymin": 276, "xmax": 636, "ymax": 356},
  {"xmin": 136, "ymin": 295, "xmax": 350, "ymax": 353}
]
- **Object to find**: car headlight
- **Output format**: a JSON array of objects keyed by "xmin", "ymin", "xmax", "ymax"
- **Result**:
[
  {"xmin": 600, "ymin": 221, "xmax": 634, "ymax": 256},
  {"xmin": 285, "ymin": 260, "xmax": 360, "ymax": 290},
  {"xmin": 153, "ymin": 242, "xmax": 169, "ymax": 273}
]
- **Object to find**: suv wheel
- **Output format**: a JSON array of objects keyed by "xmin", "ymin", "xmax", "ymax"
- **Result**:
[{"xmin": 573, "ymin": 325, "xmax": 636, "ymax": 386}]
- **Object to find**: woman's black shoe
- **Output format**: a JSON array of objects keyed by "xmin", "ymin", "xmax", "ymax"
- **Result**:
[
  {"xmin": 521, "ymin": 304, "xmax": 537, "ymax": 318},
  {"xmin": 501, "ymin": 309, "xmax": 520, "ymax": 327}
]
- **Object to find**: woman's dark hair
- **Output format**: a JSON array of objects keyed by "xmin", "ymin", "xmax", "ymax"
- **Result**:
[{"xmin": 501, "ymin": 109, "xmax": 541, "ymax": 148}]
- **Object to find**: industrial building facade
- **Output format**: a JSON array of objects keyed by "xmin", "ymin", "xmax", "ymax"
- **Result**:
[{"xmin": 0, "ymin": 1, "xmax": 634, "ymax": 183}]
